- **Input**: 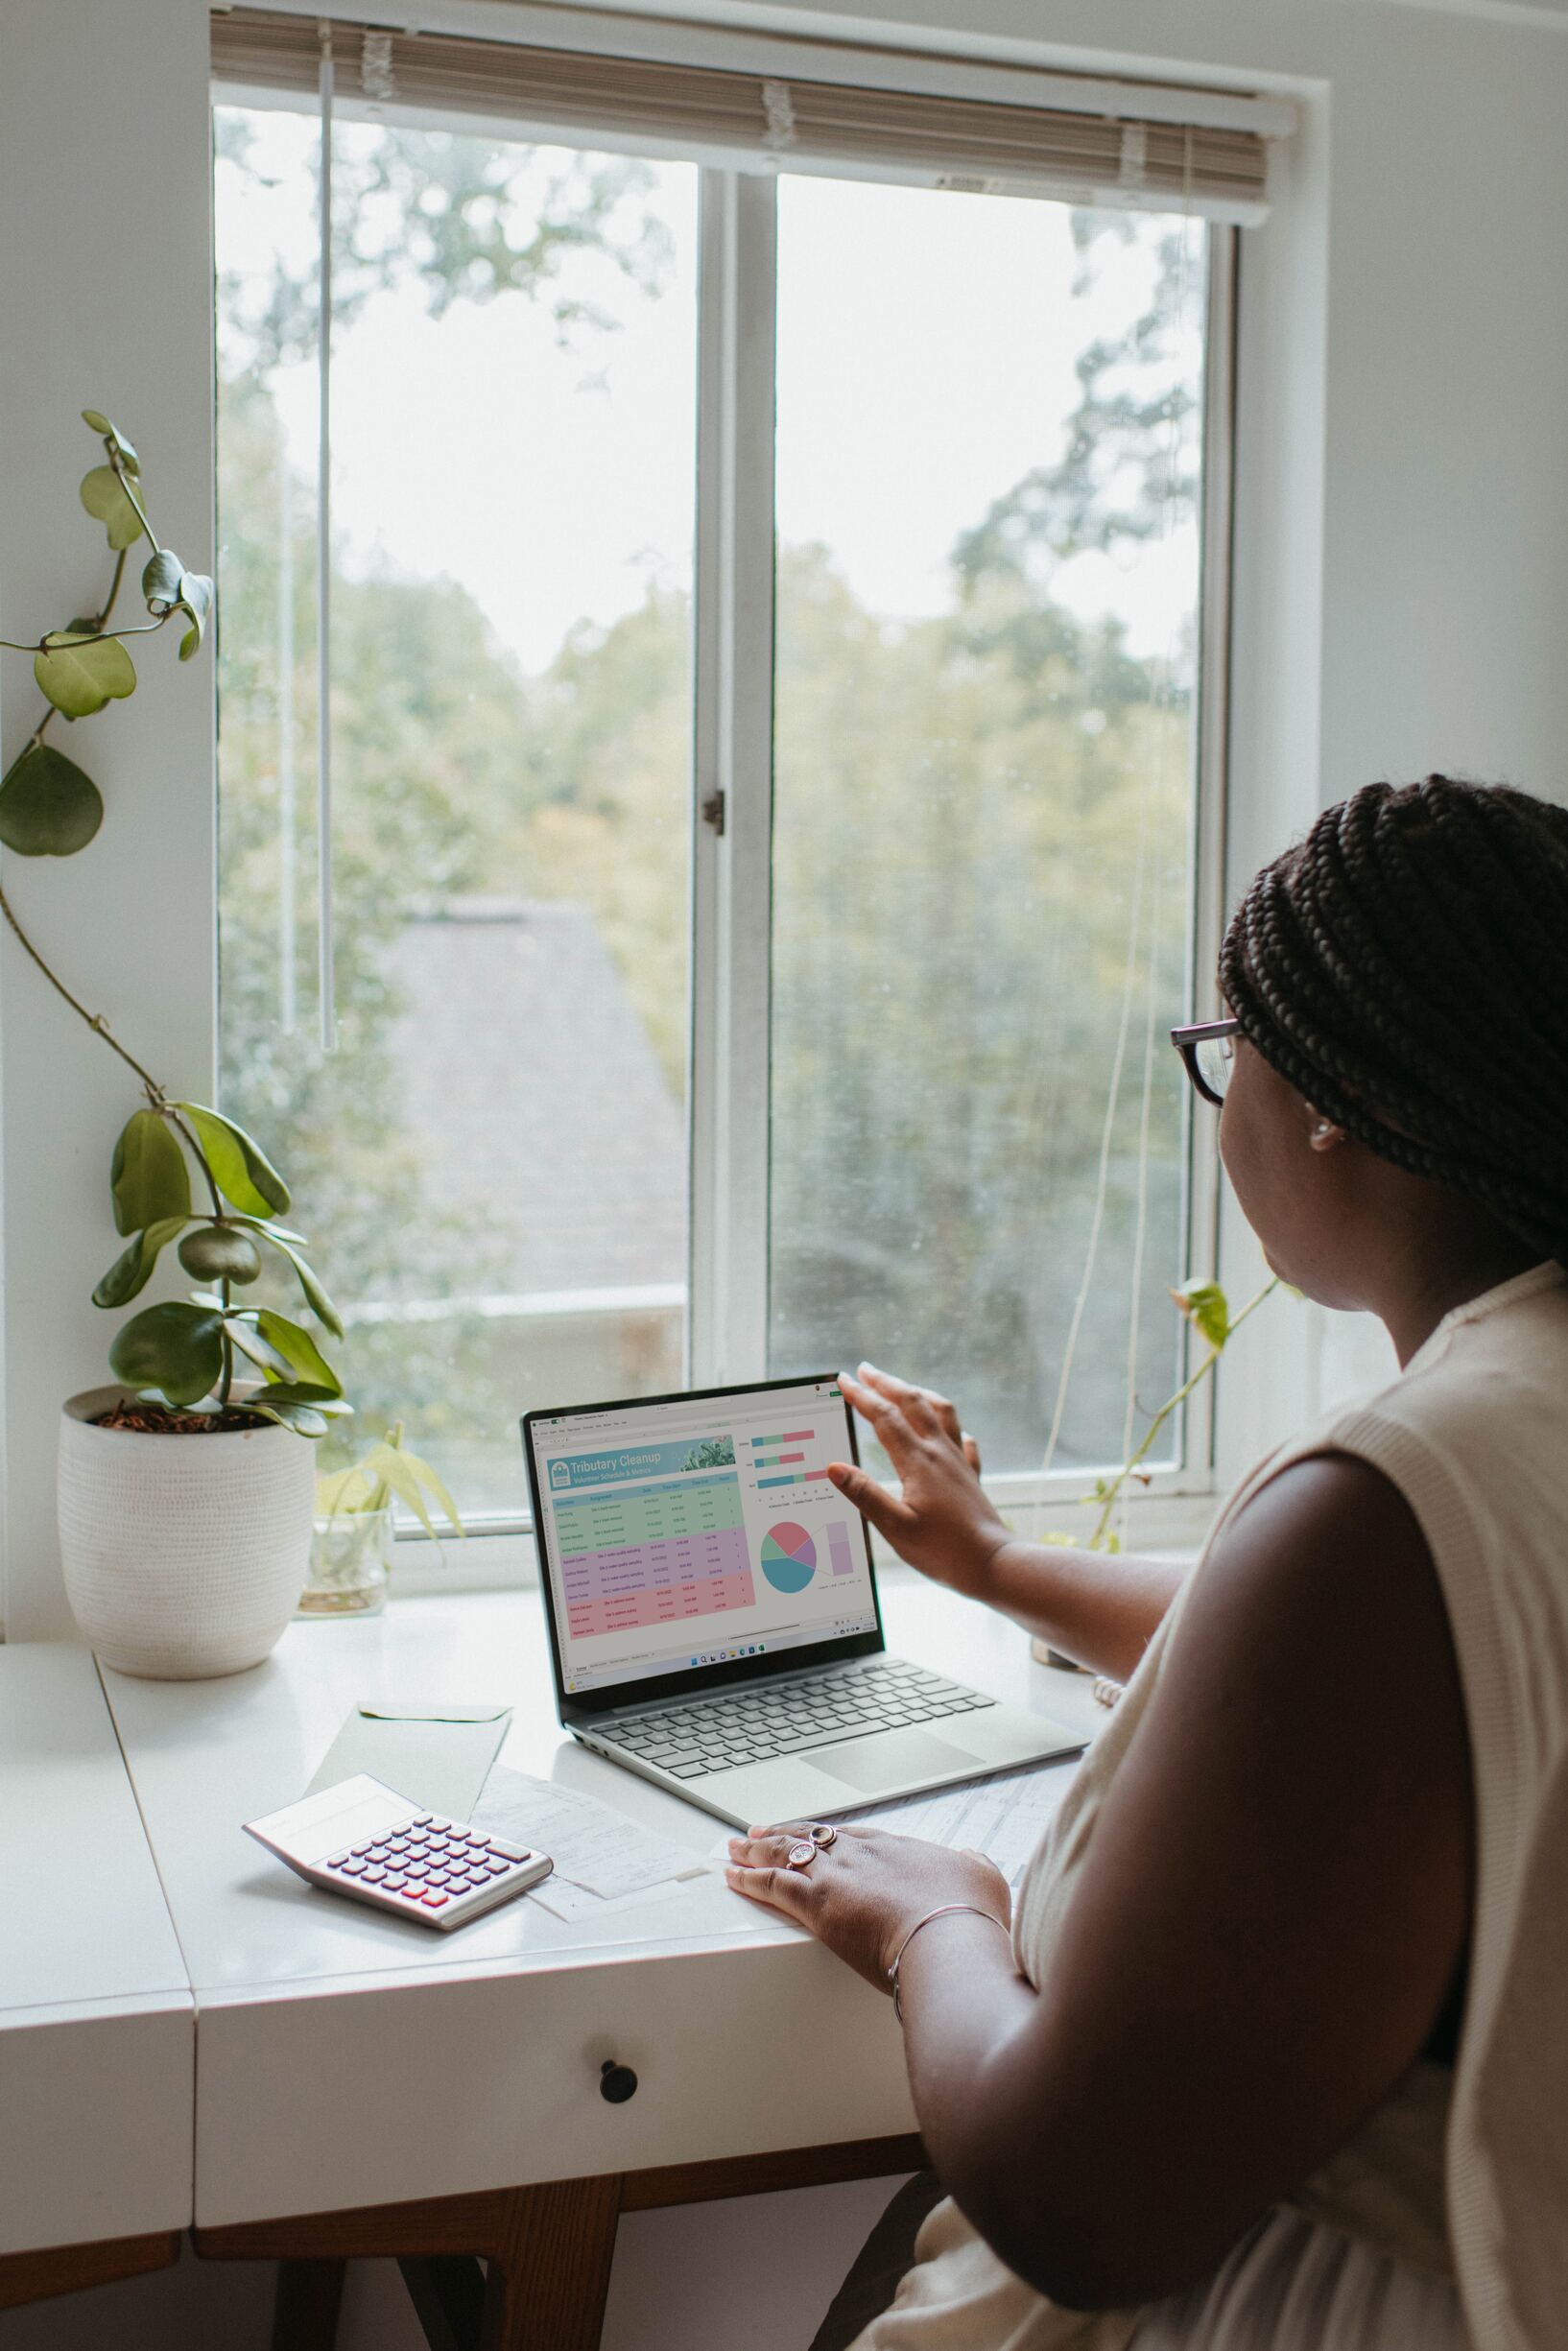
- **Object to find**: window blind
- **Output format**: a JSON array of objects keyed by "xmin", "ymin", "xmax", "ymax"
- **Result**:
[{"xmin": 210, "ymin": 8, "xmax": 1281, "ymax": 223}]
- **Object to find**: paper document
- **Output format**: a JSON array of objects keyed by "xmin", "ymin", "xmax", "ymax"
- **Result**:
[
  {"xmin": 473, "ymin": 1765, "xmax": 709, "ymax": 1904},
  {"xmin": 849, "ymin": 1756, "xmax": 1083, "ymax": 1891}
]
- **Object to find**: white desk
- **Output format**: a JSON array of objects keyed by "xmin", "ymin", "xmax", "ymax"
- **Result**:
[
  {"xmin": 0, "ymin": 1644, "xmax": 192, "ymax": 2288},
  {"xmin": 92, "ymin": 1575, "xmax": 1100, "ymax": 2348},
  {"xmin": 100, "ymin": 1572, "xmax": 1098, "ymax": 2232}
]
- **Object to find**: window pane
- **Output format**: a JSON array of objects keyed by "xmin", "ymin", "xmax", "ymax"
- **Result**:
[
  {"xmin": 769, "ymin": 179, "xmax": 1207, "ymax": 1475},
  {"xmin": 215, "ymin": 108, "xmax": 697, "ymax": 1517}
]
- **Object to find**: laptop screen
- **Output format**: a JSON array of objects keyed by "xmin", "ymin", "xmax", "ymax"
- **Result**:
[{"xmin": 524, "ymin": 1377, "xmax": 881, "ymax": 1709}]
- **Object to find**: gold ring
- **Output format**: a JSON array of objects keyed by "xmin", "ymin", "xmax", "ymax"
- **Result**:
[
  {"xmin": 809, "ymin": 1824, "xmax": 837, "ymax": 1848},
  {"xmin": 786, "ymin": 1840, "xmax": 817, "ymax": 1870}
]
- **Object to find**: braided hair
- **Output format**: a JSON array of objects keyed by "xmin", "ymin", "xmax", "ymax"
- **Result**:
[{"xmin": 1218, "ymin": 774, "xmax": 1568, "ymax": 1267}]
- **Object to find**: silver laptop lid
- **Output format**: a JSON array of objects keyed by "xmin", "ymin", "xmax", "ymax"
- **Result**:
[{"xmin": 522, "ymin": 1376, "xmax": 884, "ymax": 1717}]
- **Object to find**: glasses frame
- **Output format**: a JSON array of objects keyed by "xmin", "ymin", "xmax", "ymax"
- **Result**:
[{"xmin": 1171, "ymin": 1016, "xmax": 1241, "ymax": 1108}]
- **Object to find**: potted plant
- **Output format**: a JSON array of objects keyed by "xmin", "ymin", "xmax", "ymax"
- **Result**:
[
  {"xmin": 302, "ymin": 1423, "xmax": 463, "ymax": 1618},
  {"xmin": 3, "ymin": 411, "xmax": 351, "ymax": 1677},
  {"xmin": 1033, "ymin": 1274, "xmax": 1277, "ymax": 1692}
]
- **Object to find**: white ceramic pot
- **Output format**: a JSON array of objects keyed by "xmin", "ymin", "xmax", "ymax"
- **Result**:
[{"xmin": 58, "ymin": 1387, "xmax": 317, "ymax": 1678}]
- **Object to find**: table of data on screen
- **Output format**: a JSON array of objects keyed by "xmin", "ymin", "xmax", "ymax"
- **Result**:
[{"xmin": 554, "ymin": 1470, "xmax": 757, "ymax": 1639}]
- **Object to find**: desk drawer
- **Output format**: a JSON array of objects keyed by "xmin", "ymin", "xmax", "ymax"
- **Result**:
[{"xmin": 196, "ymin": 1938, "xmax": 915, "ymax": 2224}]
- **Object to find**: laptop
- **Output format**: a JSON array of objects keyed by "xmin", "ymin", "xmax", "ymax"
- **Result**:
[{"xmin": 521, "ymin": 1374, "xmax": 1085, "ymax": 1830}]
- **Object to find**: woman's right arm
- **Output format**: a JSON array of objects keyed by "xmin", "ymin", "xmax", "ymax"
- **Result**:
[{"xmin": 827, "ymin": 1365, "xmax": 1181, "ymax": 1684}]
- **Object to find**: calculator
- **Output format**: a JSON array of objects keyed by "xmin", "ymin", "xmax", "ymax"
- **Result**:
[{"xmin": 243, "ymin": 1773, "xmax": 553, "ymax": 1931}]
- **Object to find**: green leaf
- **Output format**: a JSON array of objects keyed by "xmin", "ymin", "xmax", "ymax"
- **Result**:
[
  {"xmin": 1170, "ymin": 1279, "xmax": 1231, "ymax": 1351},
  {"xmin": 177, "ymin": 1223, "xmax": 262, "ymax": 1284},
  {"xmin": 110, "ymin": 1109, "xmax": 191, "ymax": 1237},
  {"xmin": 253, "ymin": 1229, "xmax": 343, "ymax": 1339},
  {"xmin": 109, "ymin": 1300, "xmax": 224, "ymax": 1408},
  {"xmin": 229, "ymin": 1213, "xmax": 310, "ymax": 1247},
  {"xmin": 244, "ymin": 1380, "xmax": 353, "ymax": 1437},
  {"xmin": 174, "ymin": 1103, "xmax": 290, "ymax": 1217},
  {"xmin": 316, "ymin": 1461, "xmax": 377, "ymax": 1514},
  {"xmin": 33, "ymin": 630, "xmax": 136, "ymax": 720},
  {"xmin": 382, "ymin": 1444, "xmax": 463, "ymax": 1539},
  {"xmin": 140, "ymin": 553, "xmax": 214, "ymax": 658},
  {"xmin": 141, "ymin": 550, "xmax": 184, "ymax": 614},
  {"xmin": 0, "ymin": 742, "xmax": 104, "ymax": 856},
  {"xmin": 246, "ymin": 1396, "xmax": 330, "ymax": 1438},
  {"xmin": 80, "ymin": 464, "xmax": 144, "ymax": 551},
  {"xmin": 253, "ymin": 1308, "xmax": 341, "ymax": 1393},
  {"xmin": 223, "ymin": 1316, "xmax": 295, "ymax": 1381},
  {"xmin": 92, "ymin": 1215, "xmax": 188, "ymax": 1309},
  {"xmin": 177, "ymin": 572, "xmax": 214, "ymax": 660},
  {"xmin": 81, "ymin": 410, "xmax": 140, "ymax": 473}
]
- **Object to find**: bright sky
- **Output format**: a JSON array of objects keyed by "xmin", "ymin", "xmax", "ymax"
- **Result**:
[{"xmin": 216, "ymin": 111, "xmax": 1203, "ymax": 676}]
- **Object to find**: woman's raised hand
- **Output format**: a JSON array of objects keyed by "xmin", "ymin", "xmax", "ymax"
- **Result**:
[{"xmin": 827, "ymin": 1364, "xmax": 1010, "ymax": 1595}]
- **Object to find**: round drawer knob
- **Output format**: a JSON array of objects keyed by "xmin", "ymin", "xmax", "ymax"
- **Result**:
[{"xmin": 600, "ymin": 2058, "xmax": 639, "ymax": 2104}]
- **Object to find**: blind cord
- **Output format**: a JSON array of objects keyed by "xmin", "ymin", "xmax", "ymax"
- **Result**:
[{"xmin": 316, "ymin": 17, "xmax": 337, "ymax": 1053}]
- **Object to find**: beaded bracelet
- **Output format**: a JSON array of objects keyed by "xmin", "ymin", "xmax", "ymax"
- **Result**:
[{"xmin": 888, "ymin": 1902, "xmax": 1010, "ymax": 2022}]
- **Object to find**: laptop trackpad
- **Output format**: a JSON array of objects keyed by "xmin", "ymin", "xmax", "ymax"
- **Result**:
[{"xmin": 815, "ymin": 1727, "xmax": 982, "ymax": 1793}]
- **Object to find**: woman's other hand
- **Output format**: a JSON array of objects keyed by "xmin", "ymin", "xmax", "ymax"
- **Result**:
[
  {"xmin": 828, "ymin": 1364, "xmax": 1009, "ymax": 1595},
  {"xmin": 725, "ymin": 1821, "xmax": 1011, "ymax": 1993}
]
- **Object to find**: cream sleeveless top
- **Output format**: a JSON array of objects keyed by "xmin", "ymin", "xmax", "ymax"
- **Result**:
[{"xmin": 852, "ymin": 1262, "xmax": 1568, "ymax": 2351}]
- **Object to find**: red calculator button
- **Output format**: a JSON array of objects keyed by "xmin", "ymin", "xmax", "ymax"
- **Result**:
[
  {"xmin": 421, "ymin": 1890, "xmax": 449, "ymax": 1908},
  {"xmin": 400, "ymin": 1880, "xmax": 428, "ymax": 1898}
]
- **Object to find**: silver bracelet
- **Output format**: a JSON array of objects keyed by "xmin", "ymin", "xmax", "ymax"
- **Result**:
[{"xmin": 888, "ymin": 1902, "xmax": 1010, "ymax": 2022}]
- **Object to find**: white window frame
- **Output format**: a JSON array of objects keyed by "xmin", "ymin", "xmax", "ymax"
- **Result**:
[
  {"xmin": 210, "ymin": 84, "xmax": 1236, "ymax": 1581},
  {"xmin": 688, "ymin": 179, "xmax": 1237, "ymax": 1536}
]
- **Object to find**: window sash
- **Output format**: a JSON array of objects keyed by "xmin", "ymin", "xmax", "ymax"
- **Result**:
[{"xmin": 211, "ymin": 69, "xmax": 1236, "ymax": 1542}]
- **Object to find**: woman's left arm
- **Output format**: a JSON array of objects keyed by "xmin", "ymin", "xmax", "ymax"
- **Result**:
[{"xmin": 726, "ymin": 1453, "xmax": 1473, "ymax": 2312}]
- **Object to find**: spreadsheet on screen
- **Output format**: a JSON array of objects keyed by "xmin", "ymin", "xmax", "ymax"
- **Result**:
[{"xmin": 530, "ymin": 1383, "xmax": 878, "ymax": 1695}]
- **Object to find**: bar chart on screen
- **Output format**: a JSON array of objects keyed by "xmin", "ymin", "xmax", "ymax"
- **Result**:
[{"xmin": 748, "ymin": 1423, "xmax": 835, "ymax": 1491}]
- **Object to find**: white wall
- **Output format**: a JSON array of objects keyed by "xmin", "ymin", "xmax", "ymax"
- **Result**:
[{"xmin": 0, "ymin": 0, "xmax": 216, "ymax": 1637}]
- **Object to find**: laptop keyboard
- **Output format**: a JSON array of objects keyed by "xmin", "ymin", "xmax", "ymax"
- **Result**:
[{"xmin": 601, "ymin": 1658, "xmax": 997, "ymax": 1779}]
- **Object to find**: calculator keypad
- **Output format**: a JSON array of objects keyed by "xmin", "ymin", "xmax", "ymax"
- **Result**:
[{"xmin": 322, "ymin": 1810, "xmax": 535, "ymax": 1920}]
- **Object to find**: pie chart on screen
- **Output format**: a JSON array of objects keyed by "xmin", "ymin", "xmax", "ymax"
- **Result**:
[{"xmin": 760, "ymin": 1521, "xmax": 817, "ymax": 1594}]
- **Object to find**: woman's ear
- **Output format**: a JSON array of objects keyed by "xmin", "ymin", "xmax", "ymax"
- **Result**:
[{"xmin": 1306, "ymin": 1110, "xmax": 1348, "ymax": 1153}]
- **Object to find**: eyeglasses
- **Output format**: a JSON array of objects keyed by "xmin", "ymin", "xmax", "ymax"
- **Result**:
[{"xmin": 1171, "ymin": 1016, "xmax": 1240, "ymax": 1107}]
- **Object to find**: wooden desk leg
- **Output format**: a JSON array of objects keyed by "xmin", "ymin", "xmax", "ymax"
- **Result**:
[
  {"xmin": 272, "ymin": 2255, "xmax": 347, "ymax": 2351},
  {"xmin": 483, "ymin": 2176, "xmax": 623, "ymax": 2351}
]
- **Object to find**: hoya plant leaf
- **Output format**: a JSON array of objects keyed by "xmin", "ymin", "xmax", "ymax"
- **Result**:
[
  {"xmin": 177, "ymin": 572, "xmax": 215, "ymax": 660},
  {"xmin": 222, "ymin": 1318, "xmax": 295, "ymax": 1380},
  {"xmin": 0, "ymin": 742, "xmax": 105, "ymax": 857},
  {"xmin": 80, "ymin": 463, "xmax": 145, "ymax": 552},
  {"xmin": 253, "ymin": 1307, "xmax": 341, "ymax": 1393},
  {"xmin": 246, "ymin": 1380, "xmax": 352, "ymax": 1434},
  {"xmin": 230, "ymin": 1212, "xmax": 309, "ymax": 1247},
  {"xmin": 109, "ymin": 1300, "xmax": 225, "ymax": 1409},
  {"xmin": 1170, "ymin": 1279, "xmax": 1231, "ymax": 1351},
  {"xmin": 141, "ymin": 549, "xmax": 184, "ymax": 614},
  {"xmin": 81, "ymin": 410, "xmax": 140, "ymax": 473},
  {"xmin": 33, "ymin": 630, "xmax": 137, "ymax": 720},
  {"xmin": 110, "ymin": 1108, "xmax": 191, "ymax": 1236},
  {"xmin": 252, "ymin": 1228, "xmax": 343, "ymax": 1339},
  {"xmin": 177, "ymin": 1223, "xmax": 262, "ymax": 1285},
  {"xmin": 174, "ymin": 1102, "xmax": 290, "ymax": 1217},
  {"xmin": 91, "ymin": 1215, "xmax": 189, "ymax": 1309},
  {"xmin": 246, "ymin": 1395, "xmax": 330, "ymax": 1438}
]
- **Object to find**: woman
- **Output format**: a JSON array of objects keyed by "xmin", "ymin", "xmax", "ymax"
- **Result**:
[{"xmin": 725, "ymin": 775, "xmax": 1568, "ymax": 2350}]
